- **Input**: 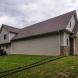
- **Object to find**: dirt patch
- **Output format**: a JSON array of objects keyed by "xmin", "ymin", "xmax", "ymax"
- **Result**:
[
  {"xmin": 70, "ymin": 65, "xmax": 75, "ymax": 69},
  {"xmin": 58, "ymin": 72, "xmax": 70, "ymax": 78}
]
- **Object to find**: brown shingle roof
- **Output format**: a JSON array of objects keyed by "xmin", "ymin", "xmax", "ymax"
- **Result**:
[
  {"xmin": 12, "ymin": 10, "xmax": 76, "ymax": 40},
  {"xmin": 2, "ymin": 24, "xmax": 20, "ymax": 33}
]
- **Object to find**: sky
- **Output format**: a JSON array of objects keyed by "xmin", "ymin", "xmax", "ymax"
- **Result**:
[{"xmin": 0, "ymin": 0, "xmax": 78, "ymax": 28}]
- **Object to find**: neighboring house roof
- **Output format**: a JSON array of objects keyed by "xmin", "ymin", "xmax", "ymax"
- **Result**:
[
  {"xmin": 12, "ymin": 10, "xmax": 76, "ymax": 40},
  {"xmin": 1, "ymin": 24, "xmax": 20, "ymax": 33},
  {"xmin": 72, "ymin": 21, "xmax": 78, "ymax": 37}
]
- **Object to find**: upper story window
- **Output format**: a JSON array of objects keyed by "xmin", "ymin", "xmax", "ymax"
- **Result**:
[
  {"xmin": 4, "ymin": 34, "xmax": 7, "ymax": 40},
  {"xmin": 70, "ymin": 21, "xmax": 71, "ymax": 28}
]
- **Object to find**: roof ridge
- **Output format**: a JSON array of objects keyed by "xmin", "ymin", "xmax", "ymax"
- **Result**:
[
  {"xmin": 1, "ymin": 24, "xmax": 20, "ymax": 34},
  {"xmin": 22, "ymin": 10, "xmax": 76, "ymax": 29},
  {"xmin": 2, "ymin": 24, "xmax": 20, "ymax": 29}
]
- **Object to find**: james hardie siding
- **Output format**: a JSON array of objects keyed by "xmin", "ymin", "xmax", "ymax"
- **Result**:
[
  {"xmin": 60, "ymin": 32, "xmax": 64, "ymax": 46},
  {"xmin": 64, "ymin": 32, "xmax": 70, "ymax": 46},
  {"xmin": 66, "ymin": 14, "xmax": 76, "ymax": 31},
  {"xmin": 9, "ymin": 32, "xmax": 16, "ymax": 40},
  {"xmin": 60, "ymin": 32, "xmax": 70, "ymax": 47},
  {"xmin": 0, "ymin": 27, "xmax": 10, "ymax": 44},
  {"xmin": 11, "ymin": 33, "xmax": 60, "ymax": 55}
]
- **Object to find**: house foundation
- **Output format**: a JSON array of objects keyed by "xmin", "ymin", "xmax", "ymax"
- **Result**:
[{"xmin": 60, "ymin": 46, "xmax": 70, "ymax": 56}]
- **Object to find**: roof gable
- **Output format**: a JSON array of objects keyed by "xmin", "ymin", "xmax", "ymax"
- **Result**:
[
  {"xmin": 0, "ymin": 24, "xmax": 20, "ymax": 34},
  {"xmin": 12, "ymin": 10, "xmax": 76, "ymax": 40}
]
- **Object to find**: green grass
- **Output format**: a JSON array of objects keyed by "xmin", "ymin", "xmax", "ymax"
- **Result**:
[
  {"xmin": 0, "ymin": 55, "xmax": 48, "ymax": 72},
  {"xmin": 1, "ymin": 55, "xmax": 78, "ymax": 78}
]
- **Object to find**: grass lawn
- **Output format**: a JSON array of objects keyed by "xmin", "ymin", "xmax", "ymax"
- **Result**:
[
  {"xmin": 0, "ymin": 55, "xmax": 78, "ymax": 78},
  {"xmin": 0, "ymin": 55, "xmax": 48, "ymax": 72}
]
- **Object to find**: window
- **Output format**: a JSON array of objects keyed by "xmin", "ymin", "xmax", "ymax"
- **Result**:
[
  {"xmin": 6, "ymin": 45, "xmax": 8, "ymax": 49},
  {"xmin": 67, "ymin": 39, "xmax": 68, "ymax": 46},
  {"xmin": 70, "ymin": 22, "xmax": 71, "ymax": 28},
  {"xmin": 4, "ymin": 34, "xmax": 7, "ymax": 40}
]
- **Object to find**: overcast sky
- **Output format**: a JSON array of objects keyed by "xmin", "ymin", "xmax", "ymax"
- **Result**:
[{"xmin": 0, "ymin": 0, "xmax": 78, "ymax": 28}]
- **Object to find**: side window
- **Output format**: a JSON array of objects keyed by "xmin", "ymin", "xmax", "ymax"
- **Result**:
[
  {"xmin": 4, "ymin": 34, "xmax": 7, "ymax": 40},
  {"xmin": 67, "ymin": 39, "xmax": 68, "ymax": 46}
]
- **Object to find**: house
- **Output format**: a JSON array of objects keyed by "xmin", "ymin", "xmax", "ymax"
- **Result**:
[{"xmin": 0, "ymin": 10, "xmax": 78, "ymax": 56}]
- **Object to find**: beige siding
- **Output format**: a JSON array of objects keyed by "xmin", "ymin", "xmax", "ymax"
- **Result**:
[
  {"xmin": 64, "ymin": 32, "xmax": 70, "ymax": 46},
  {"xmin": 1, "ymin": 45, "xmax": 11, "ymax": 54},
  {"xmin": 60, "ymin": 32, "xmax": 64, "ymax": 46},
  {"xmin": 9, "ymin": 32, "xmax": 16, "ymax": 40},
  {"xmin": 0, "ymin": 27, "xmax": 10, "ymax": 44},
  {"xmin": 66, "ymin": 14, "xmax": 76, "ymax": 31},
  {"xmin": 60, "ymin": 32, "xmax": 70, "ymax": 46},
  {"xmin": 0, "ymin": 27, "xmax": 16, "ymax": 44},
  {"xmin": 11, "ymin": 33, "xmax": 60, "ymax": 55}
]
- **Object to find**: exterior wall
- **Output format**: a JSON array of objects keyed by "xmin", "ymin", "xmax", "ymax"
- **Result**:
[
  {"xmin": 9, "ymin": 32, "xmax": 16, "ymax": 40},
  {"xmin": 11, "ymin": 33, "xmax": 60, "ymax": 55},
  {"xmin": 64, "ymin": 32, "xmax": 70, "ymax": 46},
  {"xmin": 1, "ymin": 44, "xmax": 11, "ymax": 54},
  {"xmin": 60, "ymin": 32, "xmax": 64, "ymax": 46},
  {"xmin": 60, "ymin": 32, "xmax": 70, "ymax": 56},
  {"xmin": 0, "ymin": 27, "xmax": 16, "ymax": 44},
  {"xmin": 60, "ymin": 31, "xmax": 70, "ymax": 46},
  {"xmin": 0, "ymin": 28, "xmax": 71, "ymax": 56},
  {"xmin": 66, "ymin": 14, "xmax": 76, "ymax": 31},
  {"xmin": 0, "ymin": 27, "xmax": 10, "ymax": 44}
]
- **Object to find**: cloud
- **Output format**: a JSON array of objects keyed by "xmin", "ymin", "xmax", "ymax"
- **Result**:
[
  {"xmin": 0, "ymin": 16, "xmax": 16, "ymax": 26},
  {"xmin": 0, "ymin": 0, "xmax": 78, "ymax": 28}
]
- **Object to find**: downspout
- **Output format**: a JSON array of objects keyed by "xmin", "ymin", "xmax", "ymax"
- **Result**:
[
  {"xmin": 58, "ymin": 31, "xmax": 60, "ymax": 55},
  {"xmin": 9, "ymin": 33, "xmax": 11, "ymax": 54},
  {"xmin": 10, "ymin": 42, "xmax": 12, "ymax": 54}
]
